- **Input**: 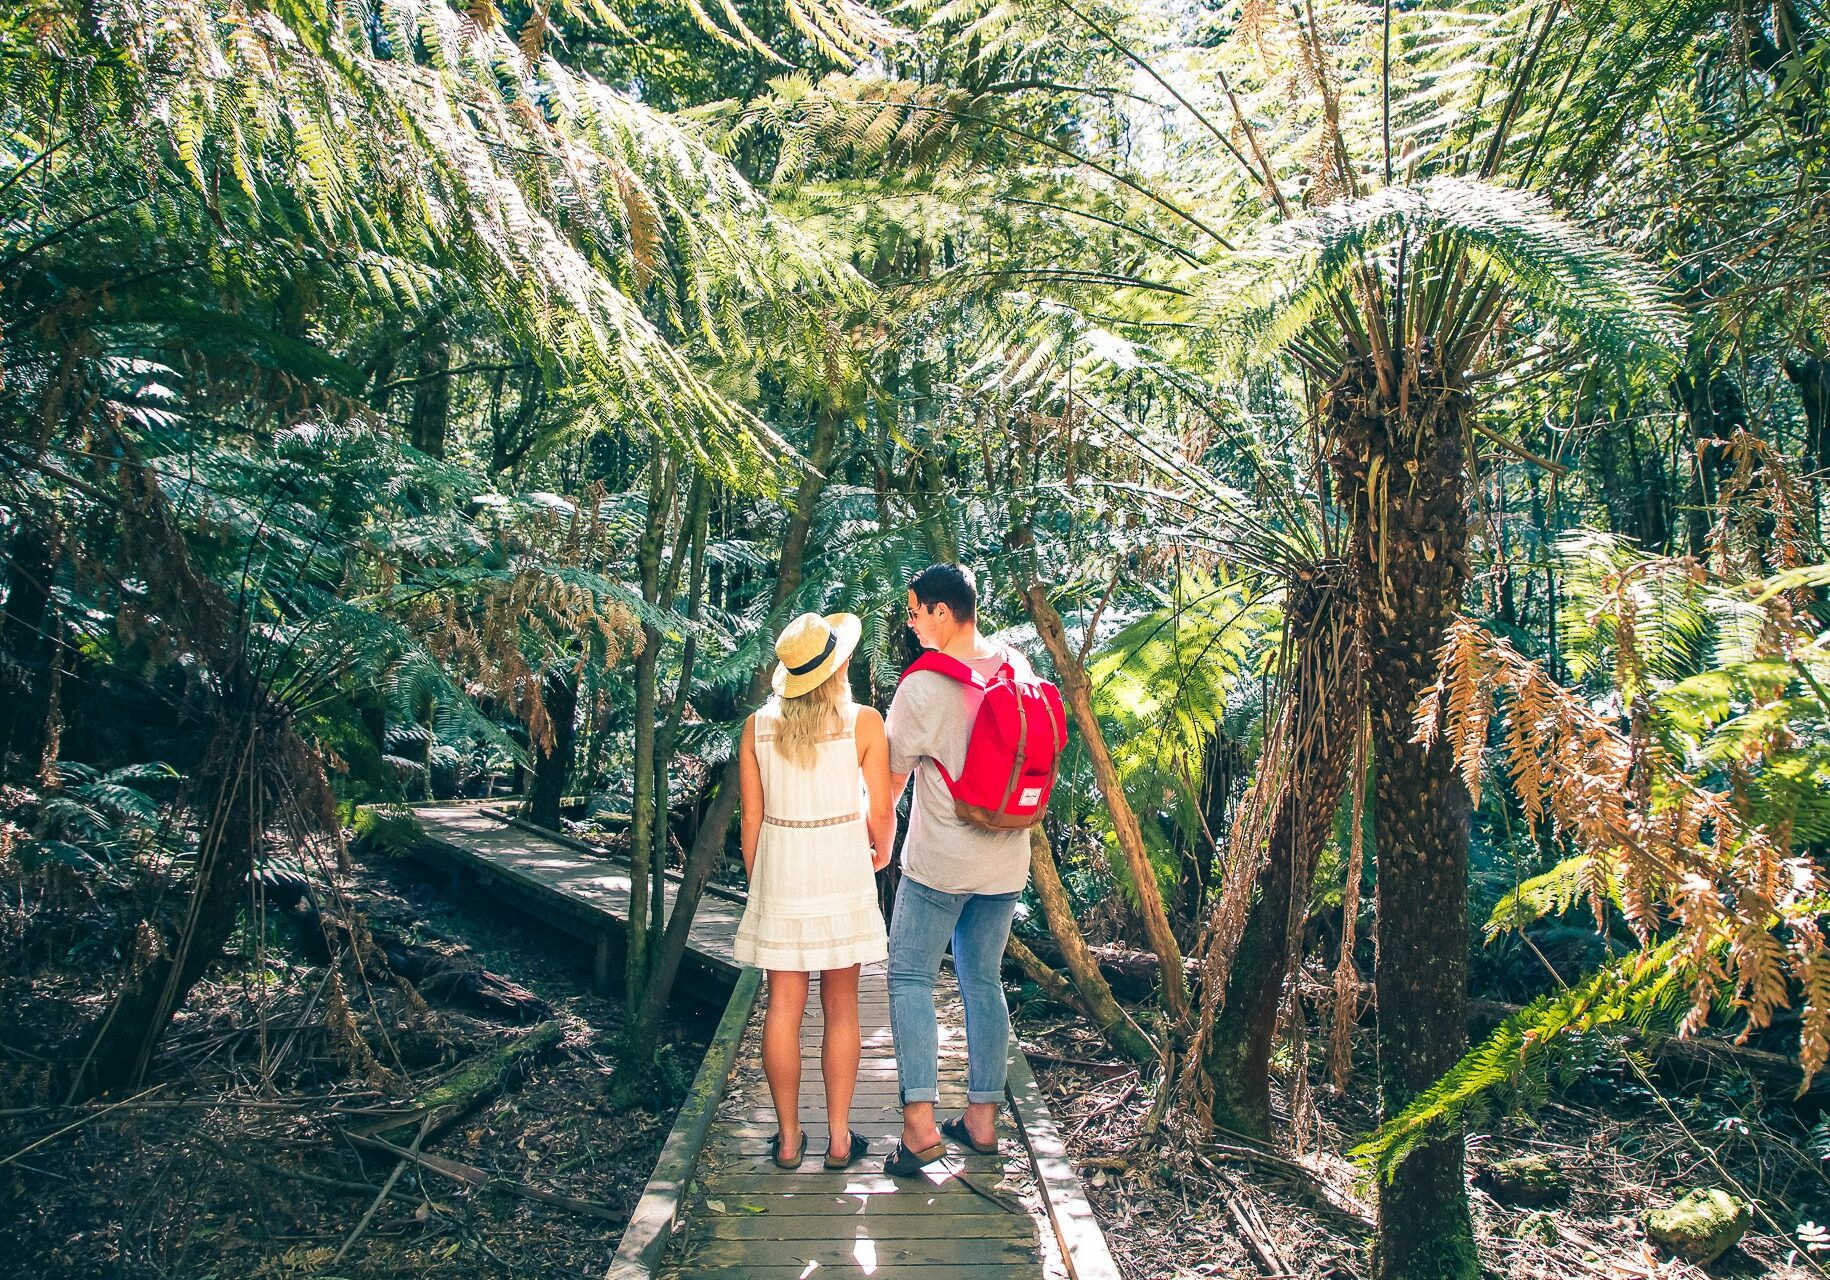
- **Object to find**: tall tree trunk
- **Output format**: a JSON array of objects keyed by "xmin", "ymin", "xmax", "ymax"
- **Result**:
[
  {"xmin": 621, "ymin": 407, "xmax": 839, "ymax": 1071},
  {"xmin": 1016, "ymin": 563, "xmax": 1192, "ymax": 1024},
  {"xmin": 527, "ymin": 667, "xmax": 577, "ymax": 830},
  {"xmin": 1029, "ymin": 826, "xmax": 1156, "ymax": 1063},
  {"xmin": 1199, "ymin": 564, "xmax": 1357, "ymax": 1142},
  {"xmin": 626, "ymin": 454, "xmax": 676, "ymax": 1006},
  {"xmin": 409, "ymin": 318, "xmax": 452, "ymax": 460},
  {"xmin": 1676, "ymin": 365, "xmax": 1743, "ymax": 557},
  {"xmin": 1, "ymin": 523, "xmax": 57, "ymax": 783},
  {"xmin": 914, "ymin": 451, "xmax": 959, "ymax": 563},
  {"xmin": 1331, "ymin": 356, "xmax": 1477, "ymax": 1280},
  {"xmin": 1786, "ymin": 355, "xmax": 1830, "ymax": 532},
  {"xmin": 650, "ymin": 475, "xmax": 710, "ymax": 969}
]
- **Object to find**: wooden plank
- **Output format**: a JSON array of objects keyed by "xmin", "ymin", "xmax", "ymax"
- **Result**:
[
  {"xmin": 1005, "ymin": 1048, "xmax": 1121, "ymax": 1280},
  {"xmin": 677, "ymin": 1235, "xmax": 1037, "ymax": 1267},
  {"xmin": 685, "ymin": 1191, "xmax": 1019, "ymax": 1217},
  {"xmin": 700, "ymin": 1172, "xmax": 1014, "ymax": 1197},
  {"xmin": 410, "ymin": 807, "xmax": 740, "ymax": 980},
  {"xmin": 709, "ymin": 1150, "xmax": 1008, "ymax": 1175},
  {"xmin": 691, "ymin": 1213, "xmax": 1036, "ymax": 1241},
  {"xmin": 662, "ymin": 1266, "xmax": 1038, "ymax": 1279},
  {"xmin": 604, "ymin": 968, "xmax": 763, "ymax": 1280},
  {"xmin": 408, "ymin": 805, "xmax": 1112, "ymax": 1278},
  {"xmin": 480, "ymin": 805, "xmax": 748, "ymax": 906}
]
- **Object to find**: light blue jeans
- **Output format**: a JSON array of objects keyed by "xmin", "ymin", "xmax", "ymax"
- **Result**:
[{"xmin": 888, "ymin": 876, "xmax": 1019, "ymax": 1106}]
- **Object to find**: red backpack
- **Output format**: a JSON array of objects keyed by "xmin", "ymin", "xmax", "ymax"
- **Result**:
[{"xmin": 899, "ymin": 651, "xmax": 1068, "ymax": 831}]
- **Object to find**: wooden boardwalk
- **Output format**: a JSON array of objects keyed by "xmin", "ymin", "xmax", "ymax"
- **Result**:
[
  {"xmin": 411, "ymin": 803, "xmax": 745, "ymax": 995},
  {"xmin": 662, "ymin": 966, "xmax": 1059, "ymax": 1280},
  {"xmin": 404, "ymin": 803, "xmax": 1118, "ymax": 1280}
]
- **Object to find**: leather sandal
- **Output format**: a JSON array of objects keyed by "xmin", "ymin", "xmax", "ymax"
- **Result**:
[
  {"xmin": 823, "ymin": 1130, "xmax": 869, "ymax": 1171},
  {"xmin": 768, "ymin": 1130, "xmax": 808, "ymax": 1169},
  {"xmin": 941, "ymin": 1114, "xmax": 998, "ymax": 1155},
  {"xmin": 882, "ymin": 1138, "xmax": 949, "ymax": 1178}
]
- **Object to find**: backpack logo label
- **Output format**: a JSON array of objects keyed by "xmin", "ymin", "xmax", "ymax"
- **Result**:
[{"xmin": 1019, "ymin": 787, "xmax": 1042, "ymax": 806}]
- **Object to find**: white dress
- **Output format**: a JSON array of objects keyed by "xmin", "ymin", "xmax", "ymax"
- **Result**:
[{"xmin": 732, "ymin": 702, "xmax": 889, "ymax": 971}]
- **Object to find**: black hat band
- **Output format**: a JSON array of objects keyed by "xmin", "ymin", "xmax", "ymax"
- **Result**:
[{"xmin": 785, "ymin": 629, "xmax": 837, "ymax": 675}]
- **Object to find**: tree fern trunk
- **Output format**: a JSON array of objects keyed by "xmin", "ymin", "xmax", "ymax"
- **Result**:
[
  {"xmin": 1331, "ymin": 356, "xmax": 1478, "ymax": 1280},
  {"xmin": 1199, "ymin": 564, "xmax": 1356, "ymax": 1142},
  {"xmin": 1, "ymin": 523, "xmax": 56, "ymax": 784},
  {"xmin": 69, "ymin": 709, "xmax": 263, "ymax": 1100},
  {"xmin": 409, "ymin": 318, "xmax": 451, "ymax": 460},
  {"xmin": 528, "ymin": 667, "xmax": 576, "ymax": 830}
]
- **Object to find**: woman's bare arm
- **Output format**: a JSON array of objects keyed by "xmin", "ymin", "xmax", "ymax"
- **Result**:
[
  {"xmin": 738, "ymin": 715, "xmax": 763, "ymax": 878},
  {"xmin": 855, "ymin": 706, "xmax": 895, "ymax": 873}
]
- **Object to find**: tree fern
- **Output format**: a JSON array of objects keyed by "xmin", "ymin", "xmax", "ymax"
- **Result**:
[{"xmin": 1201, "ymin": 177, "xmax": 1679, "ymax": 375}]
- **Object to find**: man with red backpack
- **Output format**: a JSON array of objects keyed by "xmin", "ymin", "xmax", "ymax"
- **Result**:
[{"xmin": 881, "ymin": 564, "xmax": 1066, "ymax": 1178}]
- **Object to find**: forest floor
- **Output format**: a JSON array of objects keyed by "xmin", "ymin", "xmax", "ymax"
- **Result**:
[
  {"xmin": 1020, "ymin": 1000, "xmax": 1827, "ymax": 1279},
  {"xmin": 0, "ymin": 852, "xmax": 710, "ymax": 1280}
]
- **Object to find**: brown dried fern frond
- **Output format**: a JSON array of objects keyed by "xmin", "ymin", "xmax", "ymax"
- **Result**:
[{"xmin": 1422, "ymin": 615, "xmax": 1830, "ymax": 1087}]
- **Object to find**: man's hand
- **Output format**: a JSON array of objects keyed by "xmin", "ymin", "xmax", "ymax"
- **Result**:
[{"xmin": 871, "ymin": 844, "xmax": 892, "ymax": 873}]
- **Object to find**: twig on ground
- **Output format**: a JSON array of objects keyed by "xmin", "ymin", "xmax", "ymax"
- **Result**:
[
  {"xmin": 334, "ymin": 1113, "xmax": 432, "ymax": 1263},
  {"xmin": 1220, "ymin": 1181, "xmax": 1294, "ymax": 1277}
]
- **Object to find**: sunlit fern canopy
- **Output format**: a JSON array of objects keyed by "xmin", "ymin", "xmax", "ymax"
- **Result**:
[{"xmin": 1, "ymin": 0, "xmax": 880, "ymax": 485}]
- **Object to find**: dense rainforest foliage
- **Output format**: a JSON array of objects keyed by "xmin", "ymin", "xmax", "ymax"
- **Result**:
[{"xmin": 4, "ymin": 0, "xmax": 1830, "ymax": 1275}]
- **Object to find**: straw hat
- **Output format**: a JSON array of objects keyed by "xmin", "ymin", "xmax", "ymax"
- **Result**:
[{"xmin": 772, "ymin": 611, "xmax": 862, "ymax": 698}]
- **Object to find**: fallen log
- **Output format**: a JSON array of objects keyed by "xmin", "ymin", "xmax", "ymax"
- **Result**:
[
  {"xmin": 359, "ymin": 1019, "xmax": 564, "ymax": 1144},
  {"xmin": 1017, "ymin": 930, "xmax": 1200, "ymax": 1003},
  {"xmin": 1466, "ymin": 998, "xmax": 1822, "ymax": 1096}
]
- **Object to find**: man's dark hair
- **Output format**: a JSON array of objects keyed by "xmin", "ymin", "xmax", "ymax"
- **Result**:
[{"xmin": 909, "ymin": 563, "xmax": 977, "ymax": 622}]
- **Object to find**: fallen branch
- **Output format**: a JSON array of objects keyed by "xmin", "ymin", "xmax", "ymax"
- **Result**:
[
  {"xmin": 1195, "ymin": 1142, "xmax": 1372, "ymax": 1228},
  {"xmin": 193, "ymin": 1132, "xmax": 418, "ymax": 1202},
  {"xmin": 347, "ymin": 1132, "xmax": 621, "ymax": 1221},
  {"xmin": 1220, "ymin": 1182, "xmax": 1293, "ymax": 1277}
]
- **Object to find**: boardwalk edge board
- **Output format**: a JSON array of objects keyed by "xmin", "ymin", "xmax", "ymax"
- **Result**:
[
  {"xmin": 606, "ymin": 966, "xmax": 764, "ymax": 1280},
  {"xmin": 1006, "ymin": 1047, "xmax": 1124, "ymax": 1280}
]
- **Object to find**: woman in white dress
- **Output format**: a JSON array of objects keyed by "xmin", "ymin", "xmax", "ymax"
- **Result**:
[{"xmin": 733, "ymin": 611, "xmax": 893, "ymax": 1170}]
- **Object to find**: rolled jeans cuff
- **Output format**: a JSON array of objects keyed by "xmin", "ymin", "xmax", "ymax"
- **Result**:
[
  {"xmin": 966, "ymin": 1089, "xmax": 1005, "ymax": 1105},
  {"xmin": 899, "ymin": 1087, "xmax": 940, "ymax": 1105}
]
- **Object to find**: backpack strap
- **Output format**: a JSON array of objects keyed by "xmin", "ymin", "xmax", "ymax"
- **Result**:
[{"xmin": 899, "ymin": 649, "xmax": 1013, "ymax": 687}]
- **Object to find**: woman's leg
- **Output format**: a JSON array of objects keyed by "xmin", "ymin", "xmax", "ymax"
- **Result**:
[
  {"xmin": 762, "ymin": 969, "xmax": 810, "ymax": 1150},
  {"xmin": 818, "ymin": 964, "xmax": 862, "ymax": 1159},
  {"xmin": 952, "ymin": 891, "xmax": 1019, "ymax": 1145}
]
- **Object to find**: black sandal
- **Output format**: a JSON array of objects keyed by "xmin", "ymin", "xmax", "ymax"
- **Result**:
[
  {"xmin": 882, "ymin": 1138, "xmax": 949, "ymax": 1178},
  {"xmin": 768, "ymin": 1130, "xmax": 808, "ymax": 1170},
  {"xmin": 823, "ymin": 1130, "xmax": 869, "ymax": 1171},
  {"xmin": 941, "ymin": 1114, "xmax": 998, "ymax": 1155}
]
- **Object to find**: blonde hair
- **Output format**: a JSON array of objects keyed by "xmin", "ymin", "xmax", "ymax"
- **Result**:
[{"xmin": 771, "ymin": 665, "xmax": 852, "ymax": 767}]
